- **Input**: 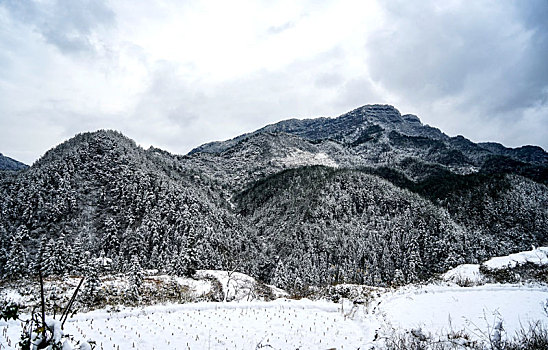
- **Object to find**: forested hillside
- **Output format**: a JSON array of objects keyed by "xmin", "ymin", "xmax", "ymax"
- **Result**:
[
  {"xmin": 0, "ymin": 131, "xmax": 257, "ymax": 280},
  {"xmin": 1, "ymin": 105, "xmax": 546, "ymax": 291},
  {"xmin": 235, "ymin": 167, "xmax": 468, "ymax": 288},
  {"xmin": 0, "ymin": 153, "xmax": 27, "ymax": 171}
]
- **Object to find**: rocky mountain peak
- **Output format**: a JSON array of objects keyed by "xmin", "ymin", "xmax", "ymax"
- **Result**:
[
  {"xmin": 341, "ymin": 104, "xmax": 403, "ymax": 124},
  {"xmin": 402, "ymin": 114, "xmax": 422, "ymax": 124},
  {"xmin": 190, "ymin": 105, "xmax": 441, "ymax": 155}
]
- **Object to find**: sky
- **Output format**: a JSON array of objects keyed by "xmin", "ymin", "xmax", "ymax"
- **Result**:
[{"xmin": 0, "ymin": 0, "xmax": 547, "ymax": 165}]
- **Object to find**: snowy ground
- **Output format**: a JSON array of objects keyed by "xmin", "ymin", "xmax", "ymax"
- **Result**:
[
  {"xmin": 1, "ymin": 299, "xmax": 369, "ymax": 349},
  {"xmin": 195, "ymin": 270, "xmax": 287, "ymax": 301},
  {"xmin": 272, "ymin": 149, "xmax": 339, "ymax": 168},
  {"xmin": 374, "ymin": 284, "xmax": 548, "ymax": 341},
  {"xmin": 1, "ymin": 283, "xmax": 547, "ymax": 349},
  {"xmin": 483, "ymin": 246, "xmax": 548, "ymax": 270},
  {"xmin": 2, "ymin": 248, "xmax": 547, "ymax": 349},
  {"xmin": 442, "ymin": 264, "xmax": 486, "ymax": 285},
  {"xmin": 442, "ymin": 246, "xmax": 548, "ymax": 286}
]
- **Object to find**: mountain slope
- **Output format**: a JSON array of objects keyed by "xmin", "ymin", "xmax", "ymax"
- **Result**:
[
  {"xmin": 0, "ymin": 105, "xmax": 547, "ymax": 291},
  {"xmin": 235, "ymin": 166, "xmax": 469, "ymax": 288},
  {"xmin": 0, "ymin": 153, "xmax": 28, "ymax": 171},
  {"xmin": 0, "ymin": 130, "xmax": 259, "ymax": 279},
  {"xmin": 190, "ymin": 105, "xmax": 547, "ymax": 182}
]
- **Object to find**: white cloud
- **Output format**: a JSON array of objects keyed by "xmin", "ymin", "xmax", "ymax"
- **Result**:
[{"xmin": 0, "ymin": 0, "xmax": 546, "ymax": 164}]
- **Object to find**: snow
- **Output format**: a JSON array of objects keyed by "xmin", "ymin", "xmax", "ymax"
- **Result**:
[
  {"xmin": 376, "ymin": 284, "xmax": 548, "ymax": 342},
  {"xmin": 177, "ymin": 276, "xmax": 212, "ymax": 296},
  {"xmin": 77, "ymin": 341, "xmax": 92, "ymax": 350},
  {"xmin": 0, "ymin": 289, "xmax": 25, "ymax": 304},
  {"xmin": 45, "ymin": 318, "xmax": 64, "ymax": 344},
  {"xmin": 273, "ymin": 149, "xmax": 338, "ymax": 168},
  {"xmin": 442, "ymin": 264, "xmax": 485, "ymax": 285},
  {"xmin": 441, "ymin": 246, "xmax": 548, "ymax": 285},
  {"xmin": 150, "ymin": 274, "xmax": 213, "ymax": 297},
  {"xmin": 94, "ymin": 256, "xmax": 112, "ymax": 268},
  {"xmin": 195, "ymin": 270, "xmax": 288, "ymax": 301},
  {"xmin": 1, "ymin": 299, "xmax": 369, "ymax": 349},
  {"xmin": 482, "ymin": 246, "xmax": 548, "ymax": 270},
  {"xmin": 2, "ymin": 265, "xmax": 547, "ymax": 349},
  {"xmin": 1, "ymin": 283, "xmax": 547, "ymax": 349}
]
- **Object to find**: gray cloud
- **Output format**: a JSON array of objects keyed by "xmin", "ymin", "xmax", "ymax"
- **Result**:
[
  {"xmin": 315, "ymin": 72, "xmax": 345, "ymax": 89},
  {"xmin": 0, "ymin": 0, "xmax": 546, "ymax": 164},
  {"xmin": 3, "ymin": 0, "xmax": 115, "ymax": 54},
  {"xmin": 367, "ymin": 0, "xmax": 548, "ymax": 148}
]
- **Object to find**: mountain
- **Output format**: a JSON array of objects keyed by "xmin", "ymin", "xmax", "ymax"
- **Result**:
[
  {"xmin": 0, "ymin": 153, "xmax": 28, "ymax": 171},
  {"xmin": 0, "ymin": 130, "xmax": 257, "ymax": 279},
  {"xmin": 189, "ymin": 105, "xmax": 547, "ymax": 184},
  {"xmin": 190, "ymin": 105, "xmax": 446, "ymax": 154},
  {"xmin": 191, "ymin": 104, "xmax": 547, "ymax": 166},
  {"xmin": 0, "ymin": 106, "xmax": 546, "ymax": 292}
]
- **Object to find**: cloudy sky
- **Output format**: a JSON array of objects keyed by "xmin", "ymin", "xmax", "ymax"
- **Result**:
[{"xmin": 1, "ymin": 0, "xmax": 547, "ymax": 164}]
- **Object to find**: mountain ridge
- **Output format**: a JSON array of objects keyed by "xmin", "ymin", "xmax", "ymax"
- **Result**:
[
  {"xmin": 0, "ymin": 105, "xmax": 546, "ymax": 292},
  {"xmin": 189, "ymin": 104, "xmax": 546, "ymax": 166},
  {"xmin": 0, "ymin": 153, "xmax": 28, "ymax": 171},
  {"xmin": 189, "ymin": 104, "xmax": 447, "ymax": 154},
  {"xmin": 188, "ymin": 105, "xmax": 547, "ymax": 188}
]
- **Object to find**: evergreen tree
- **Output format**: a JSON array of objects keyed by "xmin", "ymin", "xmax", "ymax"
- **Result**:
[
  {"xmin": 80, "ymin": 252, "xmax": 101, "ymax": 305},
  {"xmin": 70, "ymin": 236, "xmax": 85, "ymax": 275},
  {"xmin": 272, "ymin": 260, "xmax": 290, "ymax": 289},
  {"xmin": 5, "ymin": 226, "xmax": 28, "ymax": 279},
  {"xmin": 42, "ymin": 232, "xmax": 70, "ymax": 276},
  {"xmin": 0, "ymin": 225, "xmax": 10, "ymax": 277},
  {"xmin": 182, "ymin": 227, "xmax": 198, "ymax": 276},
  {"xmin": 30, "ymin": 235, "xmax": 49, "ymax": 275},
  {"xmin": 101, "ymin": 217, "xmax": 119, "ymax": 257},
  {"xmin": 127, "ymin": 255, "xmax": 143, "ymax": 303},
  {"xmin": 393, "ymin": 269, "xmax": 405, "ymax": 286},
  {"xmin": 131, "ymin": 226, "xmax": 145, "ymax": 259},
  {"xmin": 148, "ymin": 245, "xmax": 160, "ymax": 270}
]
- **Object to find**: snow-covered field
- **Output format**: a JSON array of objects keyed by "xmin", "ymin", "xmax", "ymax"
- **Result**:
[
  {"xmin": 1, "ymin": 299, "xmax": 368, "ymax": 349},
  {"xmin": 1, "ymin": 248, "xmax": 547, "ymax": 349},
  {"xmin": 375, "ymin": 284, "xmax": 548, "ymax": 340},
  {"xmin": 1, "ymin": 283, "xmax": 547, "ymax": 349}
]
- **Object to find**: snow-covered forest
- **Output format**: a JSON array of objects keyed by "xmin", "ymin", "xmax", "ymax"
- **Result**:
[
  {"xmin": 0, "ymin": 105, "xmax": 547, "ymax": 349},
  {"xmin": 1, "ymin": 106, "xmax": 546, "ymax": 292}
]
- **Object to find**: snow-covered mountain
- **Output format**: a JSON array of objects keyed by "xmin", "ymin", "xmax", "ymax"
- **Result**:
[
  {"xmin": 0, "ymin": 105, "xmax": 546, "ymax": 292},
  {"xmin": 0, "ymin": 153, "xmax": 28, "ymax": 171},
  {"xmin": 191, "ymin": 104, "xmax": 547, "ymax": 172}
]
